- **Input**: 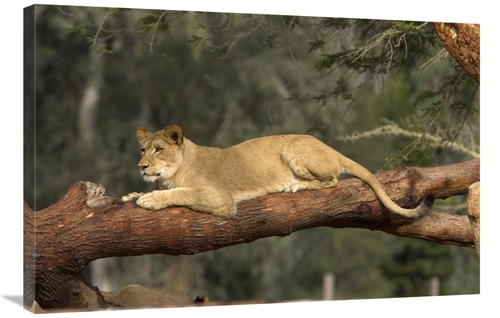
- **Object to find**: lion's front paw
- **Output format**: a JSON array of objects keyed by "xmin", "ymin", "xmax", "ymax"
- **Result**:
[
  {"xmin": 122, "ymin": 192, "xmax": 144, "ymax": 202},
  {"xmin": 135, "ymin": 192, "xmax": 167, "ymax": 210}
]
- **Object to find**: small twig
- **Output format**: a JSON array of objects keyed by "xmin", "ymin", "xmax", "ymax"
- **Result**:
[
  {"xmin": 214, "ymin": 19, "xmax": 265, "ymax": 59},
  {"xmin": 58, "ymin": 6, "xmax": 78, "ymax": 16},
  {"xmin": 92, "ymin": 10, "xmax": 113, "ymax": 48},
  {"xmin": 420, "ymin": 48, "xmax": 449, "ymax": 73},
  {"xmin": 335, "ymin": 122, "xmax": 479, "ymax": 159},
  {"xmin": 403, "ymin": 70, "xmax": 465, "ymax": 159},
  {"xmin": 149, "ymin": 11, "xmax": 168, "ymax": 54}
]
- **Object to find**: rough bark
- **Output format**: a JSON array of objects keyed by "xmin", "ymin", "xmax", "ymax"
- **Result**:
[
  {"xmin": 466, "ymin": 182, "xmax": 480, "ymax": 260},
  {"xmin": 433, "ymin": 23, "xmax": 480, "ymax": 83},
  {"xmin": 24, "ymin": 159, "xmax": 479, "ymax": 310}
]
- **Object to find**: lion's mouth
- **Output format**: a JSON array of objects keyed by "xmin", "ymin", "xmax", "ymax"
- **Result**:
[
  {"xmin": 140, "ymin": 171, "xmax": 161, "ymax": 183},
  {"xmin": 141, "ymin": 171, "xmax": 161, "ymax": 177}
]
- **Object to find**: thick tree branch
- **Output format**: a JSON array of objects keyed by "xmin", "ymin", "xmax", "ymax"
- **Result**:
[
  {"xmin": 466, "ymin": 181, "xmax": 480, "ymax": 259},
  {"xmin": 24, "ymin": 159, "xmax": 479, "ymax": 310},
  {"xmin": 433, "ymin": 23, "xmax": 480, "ymax": 83}
]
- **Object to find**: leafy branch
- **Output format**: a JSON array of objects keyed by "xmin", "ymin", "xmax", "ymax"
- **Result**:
[
  {"xmin": 314, "ymin": 21, "xmax": 435, "ymax": 73},
  {"xmin": 75, "ymin": 8, "xmax": 128, "ymax": 54},
  {"xmin": 420, "ymin": 48, "xmax": 449, "ymax": 73},
  {"xmin": 148, "ymin": 11, "xmax": 168, "ymax": 54},
  {"xmin": 335, "ymin": 120, "xmax": 479, "ymax": 159},
  {"xmin": 347, "ymin": 22, "xmax": 428, "ymax": 72},
  {"xmin": 209, "ymin": 17, "xmax": 266, "ymax": 59}
]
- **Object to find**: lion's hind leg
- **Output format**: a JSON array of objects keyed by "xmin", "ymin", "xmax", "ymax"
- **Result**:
[{"xmin": 282, "ymin": 137, "xmax": 343, "ymax": 192}]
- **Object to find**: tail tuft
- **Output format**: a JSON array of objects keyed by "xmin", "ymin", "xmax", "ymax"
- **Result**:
[
  {"xmin": 414, "ymin": 194, "xmax": 435, "ymax": 217},
  {"xmin": 423, "ymin": 194, "xmax": 435, "ymax": 209}
]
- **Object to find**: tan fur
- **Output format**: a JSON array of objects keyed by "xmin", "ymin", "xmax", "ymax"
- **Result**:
[
  {"xmin": 101, "ymin": 284, "xmax": 195, "ymax": 308},
  {"xmin": 122, "ymin": 125, "xmax": 433, "ymax": 218}
]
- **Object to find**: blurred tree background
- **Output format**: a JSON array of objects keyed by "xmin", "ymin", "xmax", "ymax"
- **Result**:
[{"xmin": 25, "ymin": 5, "xmax": 479, "ymax": 302}]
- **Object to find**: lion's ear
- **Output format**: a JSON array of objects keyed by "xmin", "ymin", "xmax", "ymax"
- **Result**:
[
  {"xmin": 137, "ymin": 127, "xmax": 151, "ymax": 145},
  {"xmin": 163, "ymin": 125, "xmax": 184, "ymax": 146}
]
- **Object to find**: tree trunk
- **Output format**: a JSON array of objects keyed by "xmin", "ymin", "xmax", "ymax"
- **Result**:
[
  {"xmin": 78, "ymin": 51, "xmax": 103, "ymax": 148},
  {"xmin": 24, "ymin": 159, "xmax": 479, "ymax": 310},
  {"xmin": 433, "ymin": 23, "xmax": 480, "ymax": 83},
  {"xmin": 466, "ymin": 181, "xmax": 480, "ymax": 260}
]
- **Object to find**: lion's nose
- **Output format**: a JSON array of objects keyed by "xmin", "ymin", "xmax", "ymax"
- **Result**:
[{"xmin": 139, "ymin": 164, "xmax": 149, "ymax": 170}]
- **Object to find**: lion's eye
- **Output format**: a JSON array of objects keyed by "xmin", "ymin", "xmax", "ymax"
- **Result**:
[
  {"xmin": 154, "ymin": 147, "xmax": 163, "ymax": 153},
  {"xmin": 140, "ymin": 148, "xmax": 145, "ymax": 155}
]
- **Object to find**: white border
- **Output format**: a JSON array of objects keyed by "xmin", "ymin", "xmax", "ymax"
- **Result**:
[{"xmin": 2, "ymin": 1, "xmax": 493, "ymax": 317}]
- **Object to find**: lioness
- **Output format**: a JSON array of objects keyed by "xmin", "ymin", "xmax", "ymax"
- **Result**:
[
  {"xmin": 122, "ymin": 125, "xmax": 433, "ymax": 218},
  {"xmin": 101, "ymin": 284, "xmax": 205, "ymax": 308}
]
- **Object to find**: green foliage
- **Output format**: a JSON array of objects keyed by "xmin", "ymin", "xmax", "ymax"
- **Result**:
[
  {"xmin": 314, "ymin": 21, "xmax": 438, "ymax": 74},
  {"xmin": 209, "ymin": 43, "xmax": 230, "ymax": 57},
  {"xmin": 388, "ymin": 139, "xmax": 436, "ymax": 169},
  {"xmin": 135, "ymin": 12, "xmax": 169, "ymax": 35},
  {"xmin": 109, "ymin": 8, "xmax": 131, "ymax": 13},
  {"xmin": 187, "ymin": 34, "xmax": 207, "ymax": 47},
  {"xmin": 263, "ymin": 29, "xmax": 281, "ymax": 49},
  {"xmin": 153, "ymin": 52, "xmax": 174, "ymax": 64},
  {"xmin": 331, "ymin": 77, "xmax": 353, "ymax": 100},
  {"xmin": 389, "ymin": 21, "xmax": 421, "ymax": 33},
  {"xmin": 307, "ymin": 39, "xmax": 326, "ymax": 53},
  {"xmin": 89, "ymin": 43, "xmax": 114, "ymax": 54},
  {"xmin": 319, "ymin": 17, "xmax": 351, "ymax": 29},
  {"xmin": 65, "ymin": 23, "xmax": 91, "ymax": 34},
  {"xmin": 381, "ymin": 239, "xmax": 455, "ymax": 296},
  {"xmin": 281, "ymin": 15, "xmax": 306, "ymax": 30}
]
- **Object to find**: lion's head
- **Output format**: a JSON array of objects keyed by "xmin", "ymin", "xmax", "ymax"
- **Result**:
[{"xmin": 136, "ymin": 125, "xmax": 184, "ymax": 183}]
